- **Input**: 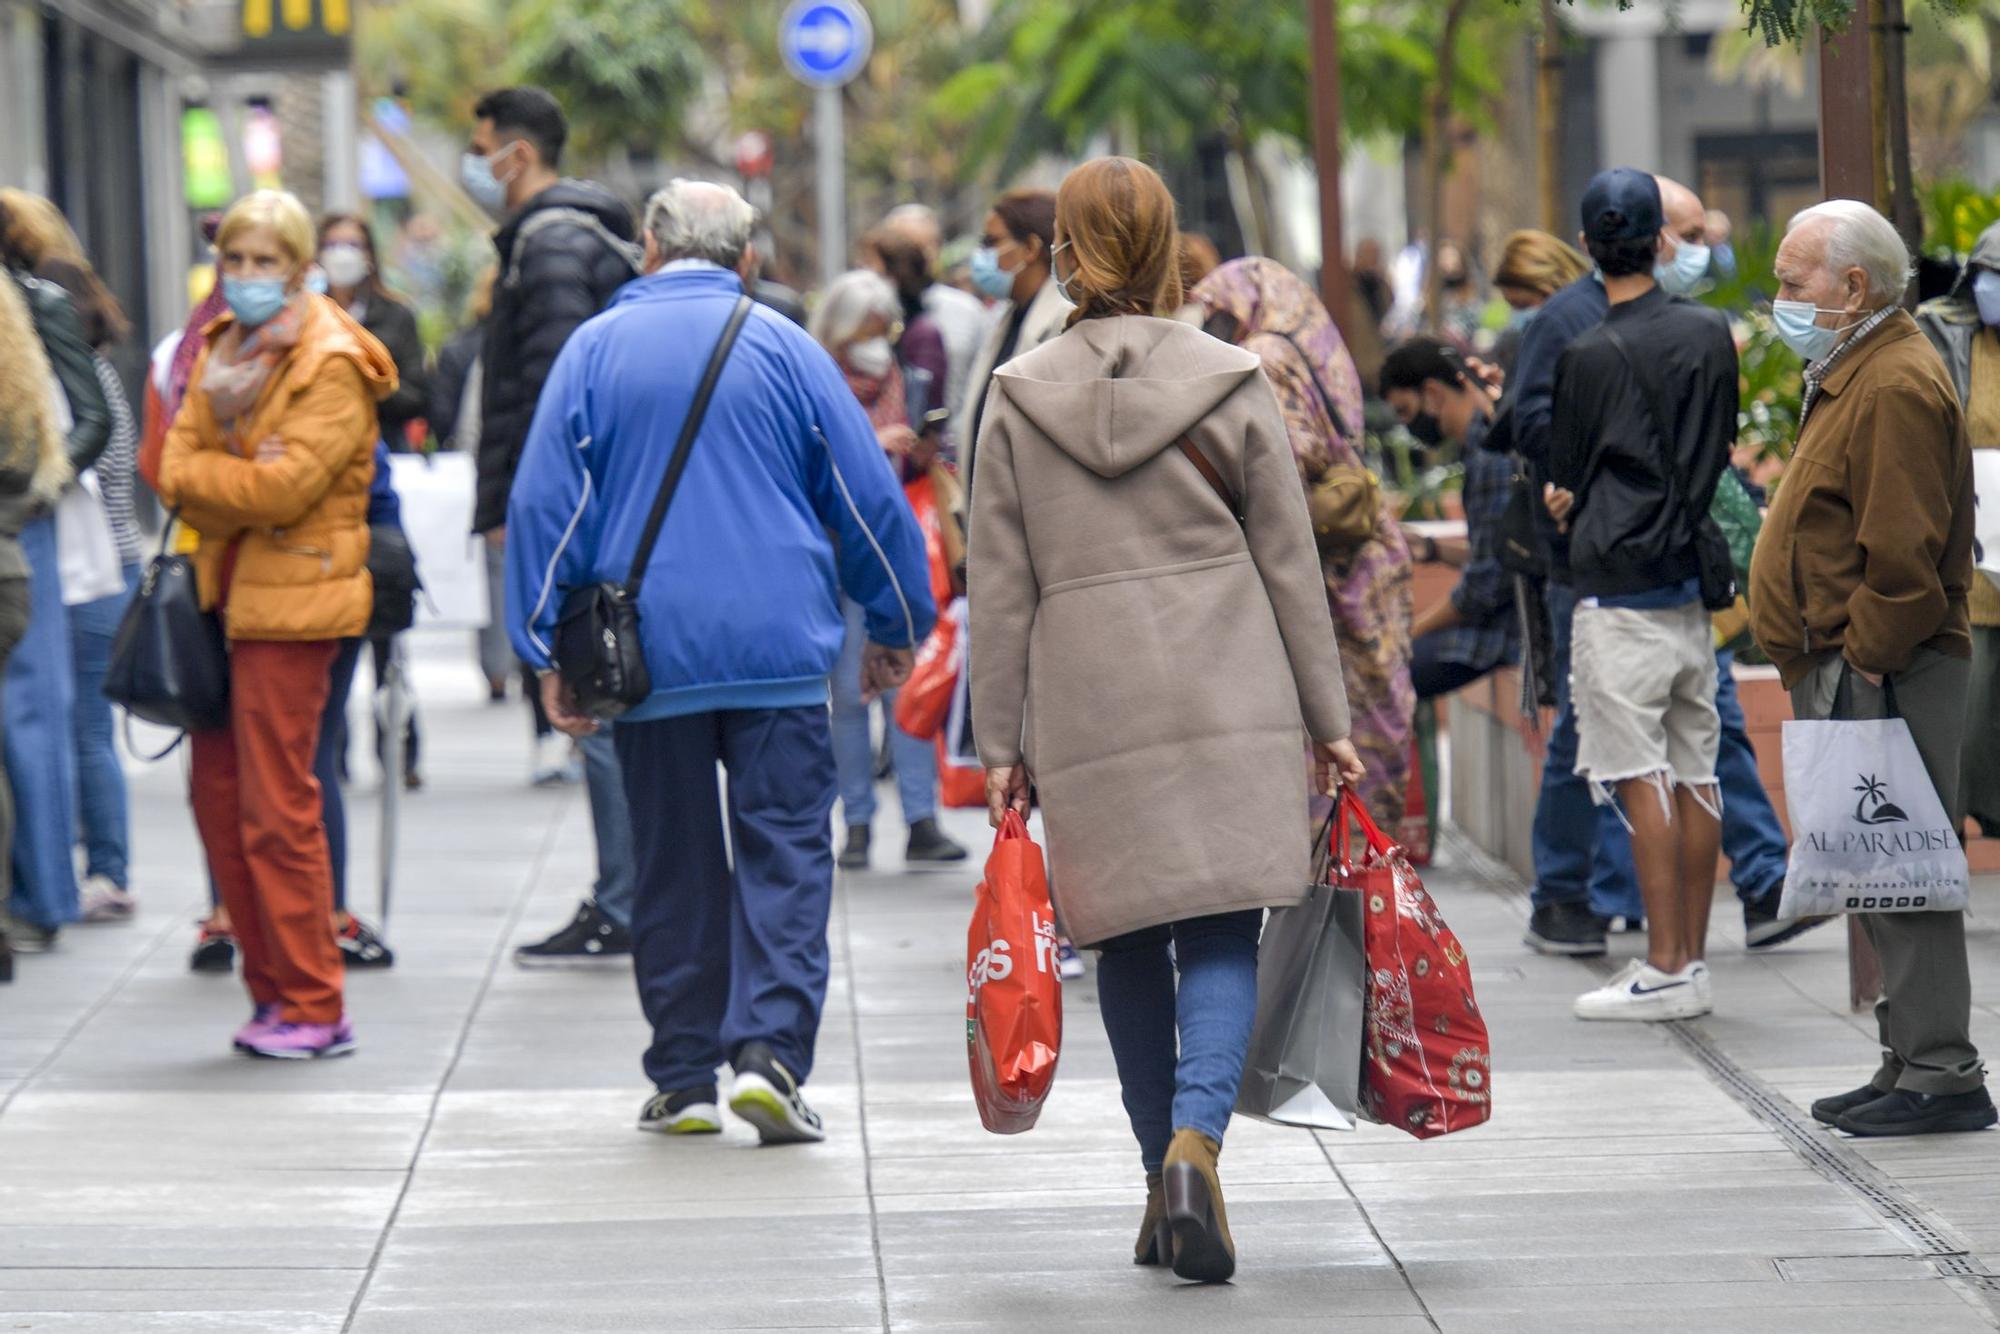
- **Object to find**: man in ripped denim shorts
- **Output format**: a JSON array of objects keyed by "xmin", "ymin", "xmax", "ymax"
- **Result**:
[{"xmin": 1545, "ymin": 169, "xmax": 1740, "ymax": 1021}]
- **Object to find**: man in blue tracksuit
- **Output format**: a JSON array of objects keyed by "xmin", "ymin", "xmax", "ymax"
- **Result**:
[
  {"xmin": 506, "ymin": 180, "xmax": 935, "ymax": 1145},
  {"xmin": 1503, "ymin": 172, "xmax": 1808, "ymax": 959}
]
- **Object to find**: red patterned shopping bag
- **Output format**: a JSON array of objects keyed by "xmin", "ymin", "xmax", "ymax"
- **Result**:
[{"xmin": 1337, "ymin": 790, "xmax": 1492, "ymax": 1138}]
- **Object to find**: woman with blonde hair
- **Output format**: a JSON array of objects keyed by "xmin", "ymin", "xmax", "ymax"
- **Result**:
[
  {"xmin": 1492, "ymin": 228, "xmax": 1591, "ymax": 314},
  {"xmin": 0, "ymin": 196, "xmax": 108, "ymax": 955},
  {"xmin": 0, "ymin": 189, "xmax": 148, "ymax": 924},
  {"xmin": 158, "ymin": 189, "xmax": 396, "ymax": 1059},
  {"xmin": 970, "ymin": 157, "xmax": 1363, "ymax": 1283}
]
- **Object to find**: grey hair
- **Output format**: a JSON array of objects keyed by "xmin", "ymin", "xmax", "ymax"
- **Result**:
[
  {"xmin": 1786, "ymin": 199, "xmax": 1913, "ymax": 304},
  {"xmin": 643, "ymin": 179, "xmax": 755, "ymax": 268},
  {"xmin": 808, "ymin": 269, "xmax": 900, "ymax": 352}
]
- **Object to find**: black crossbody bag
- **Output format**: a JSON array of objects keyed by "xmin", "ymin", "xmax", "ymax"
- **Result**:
[
  {"xmin": 1600, "ymin": 324, "xmax": 1737, "ymax": 613},
  {"xmin": 554, "ymin": 294, "xmax": 754, "ymax": 719}
]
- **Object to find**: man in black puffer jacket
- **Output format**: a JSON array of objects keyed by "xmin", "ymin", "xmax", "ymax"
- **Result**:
[
  {"xmin": 466, "ymin": 87, "xmax": 640, "ymax": 535},
  {"xmin": 463, "ymin": 86, "xmax": 642, "ymax": 966}
]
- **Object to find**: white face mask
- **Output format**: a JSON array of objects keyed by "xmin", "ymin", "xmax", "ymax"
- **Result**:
[
  {"xmin": 845, "ymin": 336, "xmax": 895, "ymax": 379},
  {"xmin": 319, "ymin": 244, "xmax": 370, "ymax": 290}
]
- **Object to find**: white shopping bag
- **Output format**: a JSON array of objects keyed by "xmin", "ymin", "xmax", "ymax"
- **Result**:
[
  {"xmin": 55, "ymin": 471, "xmax": 125, "ymax": 606},
  {"xmin": 1778, "ymin": 716, "xmax": 1969, "ymax": 918},
  {"xmin": 386, "ymin": 452, "xmax": 488, "ymax": 629}
]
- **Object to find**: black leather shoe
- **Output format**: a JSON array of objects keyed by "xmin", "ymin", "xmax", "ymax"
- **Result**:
[
  {"xmin": 1811, "ymin": 1084, "xmax": 1884, "ymax": 1127},
  {"xmin": 838, "ymin": 826, "xmax": 871, "ymax": 871},
  {"xmin": 1523, "ymin": 901, "xmax": 1607, "ymax": 958},
  {"xmin": 1836, "ymin": 1087, "xmax": 1998, "ymax": 1138}
]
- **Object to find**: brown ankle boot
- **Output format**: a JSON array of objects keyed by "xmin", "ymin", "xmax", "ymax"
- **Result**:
[
  {"xmin": 1134, "ymin": 1170, "xmax": 1168, "ymax": 1265},
  {"xmin": 1162, "ymin": 1128, "xmax": 1234, "ymax": 1282}
]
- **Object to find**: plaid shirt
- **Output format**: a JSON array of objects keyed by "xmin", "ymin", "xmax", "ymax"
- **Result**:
[
  {"xmin": 1432, "ymin": 420, "xmax": 1521, "ymax": 672},
  {"xmin": 1800, "ymin": 304, "xmax": 1897, "ymax": 426}
]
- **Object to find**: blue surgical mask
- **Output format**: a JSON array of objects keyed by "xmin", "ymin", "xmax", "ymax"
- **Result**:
[
  {"xmin": 304, "ymin": 267, "xmax": 330, "ymax": 297},
  {"xmin": 460, "ymin": 148, "xmax": 510, "ymax": 213},
  {"xmin": 969, "ymin": 243, "xmax": 1017, "ymax": 300},
  {"xmin": 1974, "ymin": 269, "xmax": 2000, "ymax": 328},
  {"xmin": 1655, "ymin": 238, "xmax": 1711, "ymax": 295},
  {"xmin": 1507, "ymin": 306, "xmax": 1538, "ymax": 330},
  {"xmin": 1771, "ymin": 299, "xmax": 1857, "ymax": 363},
  {"xmin": 222, "ymin": 275, "xmax": 291, "ymax": 328}
]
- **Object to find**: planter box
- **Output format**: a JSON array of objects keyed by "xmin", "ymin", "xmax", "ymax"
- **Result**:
[{"xmin": 1444, "ymin": 662, "xmax": 2000, "ymax": 879}]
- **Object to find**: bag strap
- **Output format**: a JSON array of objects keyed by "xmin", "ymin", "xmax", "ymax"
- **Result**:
[
  {"xmin": 1178, "ymin": 438, "xmax": 1243, "ymax": 524},
  {"xmin": 624, "ymin": 295, "xmax": 755, "ymax": 594},
  {"xmin": 1598, "ymin": 323, "xmax": 1689, "ymax": 527}
]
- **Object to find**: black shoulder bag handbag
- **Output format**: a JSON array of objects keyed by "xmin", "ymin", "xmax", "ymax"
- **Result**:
[
  {"xmin": 103, "ymin": 516, "xmax": 230, "ymax": 747},
  {"xmin": 553, "ymin": 294, "xmax": 754, "ymax": 720},
  {"xmin": 1600, "ymin": 324, "xmax": 1738, "ymax": 613}
]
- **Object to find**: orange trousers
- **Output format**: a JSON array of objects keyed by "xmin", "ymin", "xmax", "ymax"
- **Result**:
[{"xmin": 191, "ymin": 639, "xmax": 342, "ymax": 1025}]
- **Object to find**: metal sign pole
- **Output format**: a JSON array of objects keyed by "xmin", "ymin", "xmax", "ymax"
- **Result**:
[{"xmin": 816, "ymin": 83, "xmax": 845, "ymax": 286}]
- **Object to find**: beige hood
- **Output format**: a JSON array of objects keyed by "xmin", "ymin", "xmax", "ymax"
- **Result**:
[{"xmin": 990, "ymin": 316, "xmax": 1259, "ymax": 479}]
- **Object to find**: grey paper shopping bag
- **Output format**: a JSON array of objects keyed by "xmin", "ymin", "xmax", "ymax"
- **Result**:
[{"xmin": 1235, "ymin": 879, "xmax": 1365, "ymax": 1131}]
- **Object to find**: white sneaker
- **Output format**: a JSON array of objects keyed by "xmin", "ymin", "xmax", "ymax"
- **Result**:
[
  {"xmin": 1574, "ymin": 960, "xmax": 1707, "ymax": 1022},
  {"xmin": 1689, "ymin": 960, "xmax": 1713, "ymax": 1014},
  {"xmin": 531, "ymin": 734, "xmax": 578, "ymax": 787},
  {"xmin": 79, "ymin": 874, "xmax": 136, "ymax": 923}
]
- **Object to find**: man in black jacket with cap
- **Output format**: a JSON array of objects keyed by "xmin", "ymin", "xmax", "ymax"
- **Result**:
[
  {"xmin": 1548, "ymin": 168, "xmax": 1738, "ymax": 1024},
  {"xmin": 463, "ymin": 86, "xmax": 642, "ymax": 966}
]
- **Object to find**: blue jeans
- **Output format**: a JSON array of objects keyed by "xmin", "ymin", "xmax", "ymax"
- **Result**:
[
  {"xmin": 316, "ymin": 639, "xmax": 365, "ymax": 912},
  {"xmin": 1095, "ymin": 910, "xmax": 1263, "ymax": 1174},
  {"xmin": 579, "ymin": 728, "xmax": 636, "ymax": 931},
  {"xmin": 616, "ymin": 706, "xmax": 837, "ymax": 1092},
  {"xmin": 6, "ymin": 516, "xmax": 78, "ymax": 929},
  {"xmin": 831, "ymin": 596, "xmax": 937, "ymax": 828},
  {"xmin": 67, "ymin": 562, "xmax": 138, "ymax": 887},
  {"xmin": 1531, "ymin": 582, "xmax": 1789, "ymax": 916}
]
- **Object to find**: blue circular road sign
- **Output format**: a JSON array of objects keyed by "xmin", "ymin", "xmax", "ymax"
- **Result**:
[{"xmin": 780, "ymin": 0, "xmax": 874, "ymax": 88}]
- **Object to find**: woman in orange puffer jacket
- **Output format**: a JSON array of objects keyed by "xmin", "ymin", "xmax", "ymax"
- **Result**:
[{"xmin": 158, "ymin": 189, "xmax": 395, "ymax": 1060}]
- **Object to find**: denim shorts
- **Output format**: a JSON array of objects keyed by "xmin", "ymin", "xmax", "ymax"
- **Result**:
[{"xmin": 1570, "ymin": 598, "xmax": 1720, "ymax": 799}]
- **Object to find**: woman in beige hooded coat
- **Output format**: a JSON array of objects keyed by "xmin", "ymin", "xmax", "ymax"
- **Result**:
[{"xmin": 969, "ymin": 158, "xmax": 1363, "ymax": 1284}]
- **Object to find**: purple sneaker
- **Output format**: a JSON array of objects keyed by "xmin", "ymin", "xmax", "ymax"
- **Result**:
[
  {"xmin": 241, "ymin": 1018, "xmax": 355, "ymax": 1061},
  {"xmin": 232, "ymin": 1004, "xmax": 280, "ymax": 1053}
]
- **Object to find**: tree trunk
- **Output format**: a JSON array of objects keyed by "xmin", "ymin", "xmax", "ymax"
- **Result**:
[
  {"xmin": 1877, "ymin": 0, "xmax": 1921, "ymax": 264},
  {"xmin": 1423, "ymin": 0, "xmax": 1472, "ymax": 328},
  {"xmin": 1538, "ymin": 0, "xmax": 1564, "ymax": 236}
]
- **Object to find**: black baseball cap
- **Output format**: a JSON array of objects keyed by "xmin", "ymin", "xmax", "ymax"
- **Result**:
[{"xmin": 1580, "ymin": 168, "xmax": 1662, "ymax": 243}]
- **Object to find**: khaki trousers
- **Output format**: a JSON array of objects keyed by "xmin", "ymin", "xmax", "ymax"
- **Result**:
[{"xmin": 1790, "ymin": 648, "xmax": 1984, "ymax": 1095}]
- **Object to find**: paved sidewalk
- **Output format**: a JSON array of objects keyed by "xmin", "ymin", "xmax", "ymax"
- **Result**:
[{"xmin": 4, "ymin": 633, "xmax": 2000, "ymax": 1332}]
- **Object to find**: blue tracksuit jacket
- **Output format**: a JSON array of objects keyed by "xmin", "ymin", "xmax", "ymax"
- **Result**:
[{"xmin": 504, "ymin": 266, "xmax": 935, "ymax": 721}]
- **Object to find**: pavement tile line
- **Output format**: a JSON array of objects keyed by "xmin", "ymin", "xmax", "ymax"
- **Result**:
[
  {"xmin": 1310, "ymin": 1133, "xmax": 1444, "ymax": 1332},
  {"xmin": 1439, "ymin": 826, "xmax": 2000, "ymax": 1329},
  {"xmin": 337, "ymin": 790, "xmax": 571, "ymax": 1334},
  {"xmin": 833, "ymin": 874, "xmax": 893, "ymax": 1334},
  {"xmin": 0, "ymin": 911, "xmax": 188, "ymax": 1119}
]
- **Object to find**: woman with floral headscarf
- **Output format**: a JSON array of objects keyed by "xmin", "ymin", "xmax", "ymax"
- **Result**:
[{"xmin": 1194, "ymin": 257, "xmax": 1415, "ymax": 827}]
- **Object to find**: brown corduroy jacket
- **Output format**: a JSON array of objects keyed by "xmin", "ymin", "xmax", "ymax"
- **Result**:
[{"xmin": 1749, "ymin": 311, "xmax": 1974, "ymax": 689}]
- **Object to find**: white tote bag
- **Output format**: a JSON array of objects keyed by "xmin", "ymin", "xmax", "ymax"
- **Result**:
[
  {"xmin": 386, "ymin": 452, "xmax": 488, "ymax": 630},
  {"xmin": 1974, "ymin": 450, "xmax": 2000, "ymax": 588},
  {"xmin": 1777, "ymin": 716, "xmax": 1969, "ymax": 918},
  {"xmin": 55, "ymin": 470, "xmax": 125, "ymax": 607}
]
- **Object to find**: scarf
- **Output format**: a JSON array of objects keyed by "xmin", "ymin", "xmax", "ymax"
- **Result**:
[
  {"xmin": 200, "ymin": 299, "xmax": 305, "ymax": 432},
  {"xmin": 166, "ymin": 287, "xmax": 230, "ymax": 424},
  {"xmin": 848, "ymin": 361, "xmax": 909, "ymax": 437}
]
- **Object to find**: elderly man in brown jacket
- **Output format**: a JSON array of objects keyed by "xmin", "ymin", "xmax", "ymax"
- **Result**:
[{"xmin": 1750, "ymin": 198, "xmax": 1995, "ymax": 1138}]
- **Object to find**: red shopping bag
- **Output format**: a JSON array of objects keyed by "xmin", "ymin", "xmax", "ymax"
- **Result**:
[
  {"xmin": 894, "ymin": 600, "xmax": 962, "ymax": 742},
  {"xmin": 938, "ymin": 738, "xmax": 986, "ymax": 808},
  {"xmin": 1337, "ymin": 790, "xmax": 1492, "ymax": 1139},
  {"xmin": 966, "ymin": 811, "xmax": 1063, "ymax": 1134}
]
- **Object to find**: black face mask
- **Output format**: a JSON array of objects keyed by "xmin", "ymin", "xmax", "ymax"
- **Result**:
[
  {"xmin": 1202, "ymin": 310, "xmax": 1242, "ymax": 345},
  {"xmin": 1406, "ymin": 412, "xmax": 1444, "ymax": 447}
]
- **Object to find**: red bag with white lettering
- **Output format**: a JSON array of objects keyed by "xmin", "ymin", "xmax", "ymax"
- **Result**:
[
  {"xmin": 1341, "ymin": 791, "xmax": 1493, "ymax": 1138},
  {"xmin": 966, "ymin": 811, "xmax": 1062, "ymax": 1133},
  {"xmin": 894, "ymin": 600, "xmax": 962, "ymax": 742}
]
